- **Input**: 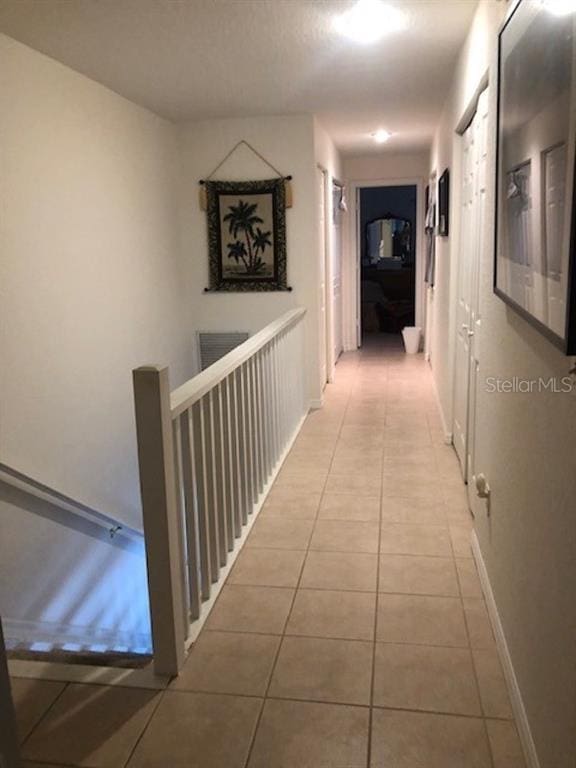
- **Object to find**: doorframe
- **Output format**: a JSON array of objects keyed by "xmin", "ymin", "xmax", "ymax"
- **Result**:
[
  {"xmin": 332, "ymin": 177, "xmax": 345, "ymax": 365},
  {"xmin": 317, "ymin": 164, "xmax": 333, "ymax": 386},
  {"xmin": 346, "ymin": 177, "xmax": 426, "ymax": 348}
]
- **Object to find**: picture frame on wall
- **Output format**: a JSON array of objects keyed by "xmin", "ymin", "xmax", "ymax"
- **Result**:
[
  {"xmin": 438, "ymin": 169, "xmax": 450, "ymax": 236},
  {"xmin": 494, "ymin": 0, "xmax": 576, "ymax": 354},
  {"xmin": 204, "ymin": 178, "xmax": 289, "ymax": 292}
]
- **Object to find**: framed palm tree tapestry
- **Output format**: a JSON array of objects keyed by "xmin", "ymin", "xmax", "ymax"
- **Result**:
[{"xmin": 205, "ymin": 178, "xmax": 289, "ymax": 292}]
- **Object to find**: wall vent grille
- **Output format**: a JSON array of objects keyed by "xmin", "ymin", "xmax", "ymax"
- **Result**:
[{"xmin": 198, "ymin": 332, "xmax": 250, "ymax": 371}]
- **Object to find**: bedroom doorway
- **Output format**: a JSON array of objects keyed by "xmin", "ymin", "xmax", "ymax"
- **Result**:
[{"xmin": 358, "ymin": 184, "xmax": 418, "ymax": 341}]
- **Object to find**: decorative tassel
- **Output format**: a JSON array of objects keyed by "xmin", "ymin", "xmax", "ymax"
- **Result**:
[
  {"xmin": 284, "ymin": 178, "xmax": 293, "ymax": 209},
  {"xmin": 199, "ymin": 184, "xmax": 207, "ymax": 211}
]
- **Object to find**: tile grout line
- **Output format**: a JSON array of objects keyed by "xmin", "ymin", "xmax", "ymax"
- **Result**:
[
  {"xmin": 121, "ymin": 684, "xmax": 170, "ymax": 768},
  {"xmin": 157, "ymin": 684, "xmax": 518, "ymax": 723},
  {"xmin": 201, "ymin": 625, "xmax": 476, "ymax": 650},
  {"xmin": 18, "ymin": 757, "xmax": 77, "ymax": 767},
  {"xmin": 444, "ymin": 443, "xmax": 496, "ymax": 768},
  {"xmin": 19, "ymin": 680, "xmax": 70, "ymax": 751},
  {"xmin": 366, "ymin": 357, "xmax": 389, "ymax": 768},
  {"xmin": 241, "ymin": 387, "xmax": 344, "ymax": 768}
]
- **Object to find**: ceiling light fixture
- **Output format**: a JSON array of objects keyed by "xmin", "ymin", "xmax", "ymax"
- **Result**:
[
  {"xmin": 372, "ymin": 129, "xmax": 392, "ymax": 144},
  {"xmin": 542, "ymin": 0, "xmax": 576, "ymax": 15},
  {"xmin": 333, "ymin": 0, "xmax": 407, "ymax": 45}
]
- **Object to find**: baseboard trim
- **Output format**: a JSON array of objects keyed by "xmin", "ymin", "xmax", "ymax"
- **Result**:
[
  {"xmin": 428, "ymin": 362, "xmax": 453, "ymax": 444},
  {"xmin": 8, "ymin": 658, "xmax": 169, "ymax": 690},
  {"xmin": 309, "ymin": 398, "xmax": 324, "ymax": 410},
  {"xmin": 471, "ymin": 531, "xmax": 541, "ymax": 768}
]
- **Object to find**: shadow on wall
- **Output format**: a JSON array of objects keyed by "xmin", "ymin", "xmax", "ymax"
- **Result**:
[{"xmin": 0, "ymin": 484, "xmax": 151, "ymax": 653}]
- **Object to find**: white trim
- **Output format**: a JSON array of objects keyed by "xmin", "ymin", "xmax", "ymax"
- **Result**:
[
  {"xmin": 429, "ymin": 361, "xmax": 453, "ymax": 444},
  {"xmin": 317, "ymin": 163, "xmax": 334, "ymax": 385},
  {"xmin": 309, "ymin": 398, "xmax": 324, "ymax": 410},
  {"xmin": 471, "ymin": 532, "xmax": 541, "ymax": 768},
  {"xmin": 8, "ymin": 658, "xmax": 170, "ymax": 690},
  {"xmin": 185, "ymin": 412, "xmax": 306, "ymax": 644},
  {"xmin": 455, "ymin": 71, "xmax": 489, "ymax": 136},
  {"xmin": 346, "ymin": 176, "xmax": 426, "ymax": 349}
]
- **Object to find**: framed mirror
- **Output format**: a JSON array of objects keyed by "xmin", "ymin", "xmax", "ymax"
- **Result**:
[
  {"xmin": 365, "ymin": 215, "xmax": 412, "ymax": 268},
  {"xmin": 494, "ymin": 0, "xmax": 576, "ymax": 354}
]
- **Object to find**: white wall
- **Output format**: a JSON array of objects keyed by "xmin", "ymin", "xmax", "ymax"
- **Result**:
[
  {"xmin": 429, "ymin": 4, "xmax": 576, "ymax": 767},
  {"xmin": 342, "ymin": 152, "xmax": 430, "ymax": 350},
  {"xmin": 0, "ymin": 35, "xmax": 194, "ymax": 530},
  {"xmin": 178, "ymin": 114, "xmax": 323, "ymax": 404},
  {"xmin": 344, "ymin": 152, "xmax": 430, "ymax": 182}
]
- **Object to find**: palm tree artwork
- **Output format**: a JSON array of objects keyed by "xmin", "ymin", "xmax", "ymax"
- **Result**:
[
  {"xmin": 223, "ymin": 199, "xmax": 273, "ymax": 276},
  {"xmin": 206, "ymin": 178, "xmax": 287, "ymax": 292}
]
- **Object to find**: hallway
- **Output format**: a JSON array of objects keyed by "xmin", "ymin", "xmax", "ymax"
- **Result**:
[{"xmin": 12, "ymin": 340, "xmax": 524, "ymax": 768}]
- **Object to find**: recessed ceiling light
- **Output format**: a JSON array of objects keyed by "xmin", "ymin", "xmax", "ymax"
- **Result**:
[
  {"xmin": 372, "ymin": 129, "xmax": 392, "ymax": 144},
  {"xmin": 333, "ymin": 0, "xmax": 407, "ymax": 45},
  {"xmin": 542, "ymin": 0, "xmax": 576, "ymax": 15}
]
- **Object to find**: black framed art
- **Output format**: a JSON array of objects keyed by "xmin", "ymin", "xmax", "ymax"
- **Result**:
[
  {"xmin": 495, "ymin": 0, "xmax": 576, "ymax": 354},
  {"xmin": 438, "ymin": 169, "xmax": 450, "ymax": 236},
  {"xmin": 205, "ymin": 178, "xmax": 289, "ymax": 292}
]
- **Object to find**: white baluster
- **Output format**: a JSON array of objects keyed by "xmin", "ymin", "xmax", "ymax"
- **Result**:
[
  {"xmin": 225, "ymin": 375, "xmax": 242, "ymax": 539},
  {"xmin": 219, "ymin": 379, "xmax": 234, "ymax": 550},
  {"xmin": 201, "ymin": 395, "xmax": 220, "ymax": 583},
  {"xmin": 209, "ymin": 389, "xmax": 227, "ymax": 567},
  {"xmin": 178, "ymin": 409, "xmax": 202, "ymax": 620},
  {"xmin": 262, "ymin": 344, "xmax": 272, "ymax": 476},
  {"xmin": 236, "ymin": 367, "xmax": 249, "ymax": 526},
  {"xmin": 191, "ymin": 400, "xmax": 213, "ymax": 599},
  {"xmin": 242, "ymin": 362, "xmax": 257, "ymax": 507},
  {"xmin": 274, "ymin": 338, "xmax": 281, "ymax": 459}
]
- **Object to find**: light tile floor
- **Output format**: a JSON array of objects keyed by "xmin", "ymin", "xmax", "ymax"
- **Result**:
[{"xmin": 12, "ymin": 337, "xmax": 527, "ymax": 767}]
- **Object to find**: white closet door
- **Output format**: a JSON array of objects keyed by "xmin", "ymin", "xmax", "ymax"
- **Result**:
[{"xmin": 453, "ymin": 88, "xmax": 489, "ymax": 484}]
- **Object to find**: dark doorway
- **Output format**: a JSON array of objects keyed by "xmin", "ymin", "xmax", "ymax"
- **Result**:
[{"xmin": 359, "ymin": 184, "xmax": 417, "ymax": 337}]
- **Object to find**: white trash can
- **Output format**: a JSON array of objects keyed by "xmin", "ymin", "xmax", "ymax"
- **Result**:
[{"xmin": 402, "ymin": 326, "xmax": 421, "ymax": 354}]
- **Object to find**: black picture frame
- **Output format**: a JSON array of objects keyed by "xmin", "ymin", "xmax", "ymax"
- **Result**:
[
  {"xmin": 494, "ymin": 0, "xmax": 576, "ymax": 354},
  {"xmin": 438, "ymin": 169, "xmax": 450, "ymax": 236},
  {"xmin": 205, "ymin": 178, "xmax": 289, "ymax": 292}
]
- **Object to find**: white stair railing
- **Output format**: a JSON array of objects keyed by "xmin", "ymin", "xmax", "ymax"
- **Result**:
[{"xmin": 133, "ymin": 308, "xmax": 307, "ymax": 676}]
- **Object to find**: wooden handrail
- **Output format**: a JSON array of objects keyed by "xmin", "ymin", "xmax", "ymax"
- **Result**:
[
  {"xmin": 0, "ymin": 463, "xmax": 143, "ymax": 542},
  {"xmin": 170, "ymin": 308, "xmax": 306, "ymax": 418}
]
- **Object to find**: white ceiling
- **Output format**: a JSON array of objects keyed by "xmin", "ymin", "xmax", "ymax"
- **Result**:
[{"xmin": 0, "ymin": 0, "xmax": 478, "ymax": 154}]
